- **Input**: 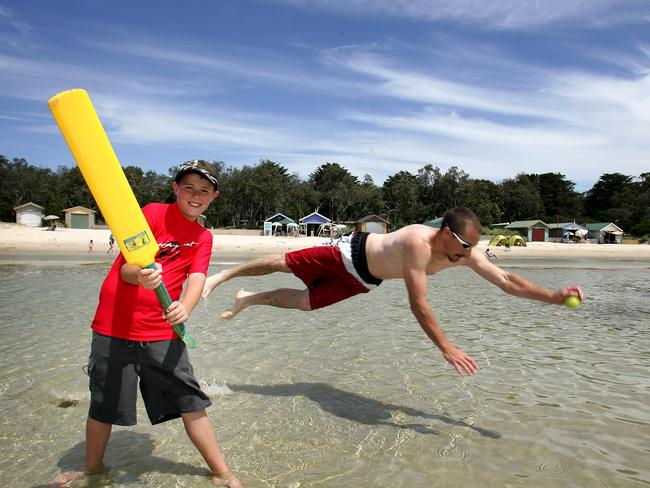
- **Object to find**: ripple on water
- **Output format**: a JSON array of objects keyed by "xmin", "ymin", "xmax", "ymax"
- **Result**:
[{"xmin": 1, "ymin": 260, "xmax": 649, "ymax": 487}]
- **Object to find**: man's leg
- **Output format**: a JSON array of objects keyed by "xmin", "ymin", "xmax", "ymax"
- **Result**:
[
  {"xmin": 182, "ymin": 410, "xmax": 242, "ymax": 487},
  {"xmin": 202, "ymin": 254, "xmax": 290, "ymax": 299},
  {"xmin": 47, "ymin": 417, "xmax": 111, "ymax": 487},
  {"xmin": 221, "ymin": 287, "xmax": 311, "ymax": 320}
]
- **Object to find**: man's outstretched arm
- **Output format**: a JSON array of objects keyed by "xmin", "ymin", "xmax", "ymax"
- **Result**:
[{"xmin": 468, "ymin": 251, "xmax": 584, "ymax": 304}]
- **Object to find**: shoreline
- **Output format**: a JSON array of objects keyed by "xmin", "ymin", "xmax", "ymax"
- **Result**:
[{"xmin": 1, "ymin": 223, "xmax": 649, "ymax": 263}]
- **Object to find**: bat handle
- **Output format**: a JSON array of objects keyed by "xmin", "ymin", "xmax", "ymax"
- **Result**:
[{"xmin": 146, "ymin": 264, "xmax": 196, "ymax": 349}]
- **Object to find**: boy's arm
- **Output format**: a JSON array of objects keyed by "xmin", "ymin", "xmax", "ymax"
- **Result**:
[{"xmin": 163, "ymin": 272, "xmax": 206, "ymax": 326}]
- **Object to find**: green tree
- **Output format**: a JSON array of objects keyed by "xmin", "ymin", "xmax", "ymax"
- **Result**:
[
  {"xmin": 355, "ymin": 174, "xmax": 384, "ymax": 217},
  {"xmin": 309, "ymin": 163, "xmax": 359, "ymax": 222},
  {"xmin": 416, "ymin": 165, "xmax": 470, "ymax": 219},
  {"xmin": 527, "ymin": 172, "xmax": 583, "ymax": 221},
  {"xmin": 584, "ymin": 173, "xmax": 636, "ymax": 225},
  {"xmin": 499, "ymin": 173, "xmax": 543, "ymax": 222},
  {"xmin": 0, "ymin": 156, "xmax": 59, "ymax": 221},
  {"xmin": 461, "ymin": 179, "xmax": 502, "ymax": 225},
  {"xmin": 382, "ymin": 170, "xmax": 422, "ymax": 227}
]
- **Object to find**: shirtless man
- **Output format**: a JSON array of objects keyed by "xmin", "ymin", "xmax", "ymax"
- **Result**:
[{"xmin": 203, "ymin": 207, "xmax": 583, "ymax": 375}]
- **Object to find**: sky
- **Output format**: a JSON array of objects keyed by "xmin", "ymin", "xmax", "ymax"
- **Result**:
[{"xmin": 1, "ymin": 0, "xmax": 649, "ymax": 192}]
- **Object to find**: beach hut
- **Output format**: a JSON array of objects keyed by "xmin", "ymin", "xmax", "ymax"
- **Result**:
[
  {"xmin": 489, "ymin": 235, "xmax": 509, "ymax": 246},
  {"xmin": 505, "ymin": 220, "xmax": 549, "ymax": 242},
  {"xmin": 548, "ymin": 221, "xmax": 586, "ymax": 241},
  {"xmin": 299, "ymin": 211, "xmax": 331, "ymax": 236},
  {"xmin": 264, "ymin": 213, "xmax": 295, "ymax": 236},
  {"xmin": 63, "ymin": 206, "xmax": 97, "ymax": 229},
  {"xmin": 13, "ymin": 202, "xmax": 44, "ymax": 227},
  {"xmin": 264, "ymin": 213, "xmax": 292, "ymax": 236},
  {"xmin": 587, "ymin": 223, "xmax": 624, "ymax": 244},
  {"xmin": 354, "ymin": 214, "xmax": 389, "ymax": 234}
]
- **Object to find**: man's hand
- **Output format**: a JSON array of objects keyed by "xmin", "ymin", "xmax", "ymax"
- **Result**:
[
  {"xmin": 163, "ymin": 301, "xmax": 189, "ymax": 326},
  {"xmin": 136, "ymin": 263, "xmax": 163, "ymax": 289},
  {"xmin": 554, "ymin": 285, "xmax": 585, "ymax": 305},
  {"xmin": 442, "ymin": 344, "xmax": 479, "ymax": 376}
]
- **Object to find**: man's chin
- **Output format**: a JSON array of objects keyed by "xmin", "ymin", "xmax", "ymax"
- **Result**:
[{"xmin": 447, "ymin": 254, "xmax": 461, "ymax": 263}]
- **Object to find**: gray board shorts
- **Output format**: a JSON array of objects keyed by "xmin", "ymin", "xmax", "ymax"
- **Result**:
[{"xmin": 87, "ymin": 332, "xmax": 211, "ymax": 426}]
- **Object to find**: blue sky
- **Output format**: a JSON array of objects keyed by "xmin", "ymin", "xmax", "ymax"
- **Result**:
[{"xmin": 1, "ymin": 1, "xmax": 649, "ymax": 191}]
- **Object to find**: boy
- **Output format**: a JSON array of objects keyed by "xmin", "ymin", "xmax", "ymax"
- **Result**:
[{"xmin": 50, "ymin": 160, "xmax": 241, "ymax": 487}]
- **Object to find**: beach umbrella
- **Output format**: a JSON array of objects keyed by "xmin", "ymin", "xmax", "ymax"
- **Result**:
[
  {"xmin": 575, "ymin": 229, "xmax": 588, "ymax": 237},
  {"xmin": 43, "ymin": 215, "xmax": 60, "ymax": 220}
]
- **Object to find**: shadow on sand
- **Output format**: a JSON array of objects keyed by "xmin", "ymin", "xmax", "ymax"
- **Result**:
[{"xmin": 230, "ymin": 382, "xmax": 501, "ymax": 438}]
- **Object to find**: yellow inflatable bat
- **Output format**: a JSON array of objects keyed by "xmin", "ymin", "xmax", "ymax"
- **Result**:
[{"xmin": 48, "ymin": 88, "xmax": 195, "ymax": 348}]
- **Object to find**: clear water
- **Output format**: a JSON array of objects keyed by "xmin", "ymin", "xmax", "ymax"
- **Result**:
[{"xmin": 0, "ymin": 256, "xmax": 648, "ymax": 487}]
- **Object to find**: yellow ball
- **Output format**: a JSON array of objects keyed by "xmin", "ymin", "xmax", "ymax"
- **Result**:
[{"xmin": 564, "ymin": 296, "xmax": 581, "ymax": 309}]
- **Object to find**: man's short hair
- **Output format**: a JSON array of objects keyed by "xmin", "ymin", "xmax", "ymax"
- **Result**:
[{"xmin": 440, "ymin": 207, "xmax": 482, "ymax": 235}]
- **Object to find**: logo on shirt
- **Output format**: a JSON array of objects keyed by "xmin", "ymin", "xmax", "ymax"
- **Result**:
[{"xmin": 156, "ymin": 241, "xmax": 200, "ymax": 262}]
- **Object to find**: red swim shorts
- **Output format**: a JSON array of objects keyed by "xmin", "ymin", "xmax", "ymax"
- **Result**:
[{"xmin": 285, "ymin": 245, "xmax": 371, "ymax": 310}]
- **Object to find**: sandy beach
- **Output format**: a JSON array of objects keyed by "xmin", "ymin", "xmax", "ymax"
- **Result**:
[{"xmin": 1, "ymin": 222, "xmax": 649, "ymax": 260}]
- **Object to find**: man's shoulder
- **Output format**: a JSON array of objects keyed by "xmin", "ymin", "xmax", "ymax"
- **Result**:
[{"xmin": 396, "ymin": 224, "xmax": 436, "ymax": 243}]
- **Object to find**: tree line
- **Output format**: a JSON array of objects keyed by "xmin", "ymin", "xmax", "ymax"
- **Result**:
[{"xmin": 1, "ymin": 155, "xmax": 649, "ymax": 237}]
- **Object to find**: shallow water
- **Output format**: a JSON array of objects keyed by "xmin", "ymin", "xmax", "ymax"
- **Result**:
[{"xmin": 0, "ymin": 256, "xmax": 648, "ymax": 487}]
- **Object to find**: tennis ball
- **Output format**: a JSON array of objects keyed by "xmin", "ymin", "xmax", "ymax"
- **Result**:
[{"xmin": 564, "ymin": 296, "xmax": 581, "ymax": 309}]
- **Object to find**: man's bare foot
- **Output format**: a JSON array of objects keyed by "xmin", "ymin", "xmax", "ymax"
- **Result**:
[
  {"xmin": 220, "ymin": 289, "xmax": 255, "ymax": 320},
  {"xmin": 202, "ymin": 271, "xmax": 227, "ymax": 299},
  {"xmin": 47, "ymin": 471, "xmax": 84, "ymax": 487},
  {"xmin": 212, "ymin": 470, "xmax": 243, "ymax": 487}
]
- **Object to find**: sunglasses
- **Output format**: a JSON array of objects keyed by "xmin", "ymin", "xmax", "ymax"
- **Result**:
[{"xmin": 451, "ymin": 230, "xmax": 473, "ymax": 249}]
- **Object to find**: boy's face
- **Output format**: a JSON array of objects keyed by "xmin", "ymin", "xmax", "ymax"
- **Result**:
[{"xmin": 173, "ymin": 172, "xmax": 219, "ymax": 221}]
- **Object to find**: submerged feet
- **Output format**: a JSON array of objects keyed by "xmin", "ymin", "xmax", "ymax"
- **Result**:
[
  {"xmin": 47, "ymin": 471, "xmax": 84, "ymax": 487},
  {"xmin": 220, "ymin": 289, "xmax": 255, "ymax": 320},
  {"xmin": 212, "ymin": 470, "xmax": 243, "ymax": 487}
]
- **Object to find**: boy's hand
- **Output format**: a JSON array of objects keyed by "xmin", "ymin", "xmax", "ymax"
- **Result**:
[
  {"xmin": 137, "ymin": 263, "xmax": 163, "ymax": 289},
  {"xmin": 164, "ymin": 301, "xmax": 189, "ymax": 326}
]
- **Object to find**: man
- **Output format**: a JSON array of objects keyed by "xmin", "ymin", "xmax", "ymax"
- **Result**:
[{"xmin": 203, "ymin": 207, "xmax": 583, "ymax": 376}]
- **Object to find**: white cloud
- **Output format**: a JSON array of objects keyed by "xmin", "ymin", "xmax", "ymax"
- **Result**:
[
  {"xmin": 271, "ymin": 0, "xmax": 647, "ymax": 29},
  {"xmin": 0, "ymin": 5, "xmax": 35, "ymax": 48}
]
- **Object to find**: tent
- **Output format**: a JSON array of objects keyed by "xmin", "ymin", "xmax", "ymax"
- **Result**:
[
  {"xmin": 489, "ymin": 235, "xmax": 509, "ymax": 246},
  {"xmin": 508, "ymin": 235, "xmax": 527, "ymax": 247}
]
